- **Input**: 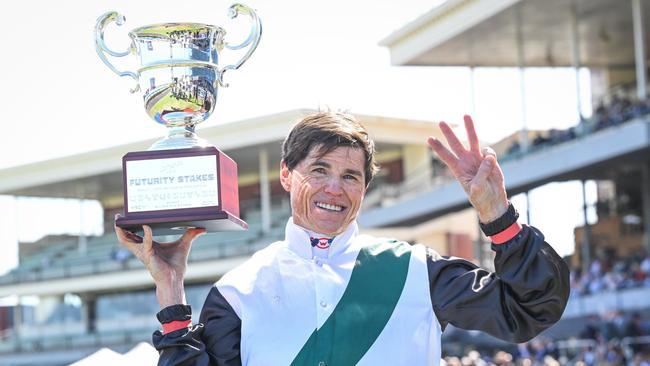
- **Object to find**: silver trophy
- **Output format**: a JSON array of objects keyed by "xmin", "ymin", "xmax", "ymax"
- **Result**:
[
  {"xmin": 95, "ymin": 4, "xmax": 261, "ymax": 234},
  {"xmin": 95, "ymin": 3, "xmax": 261, "ymax": 150}
]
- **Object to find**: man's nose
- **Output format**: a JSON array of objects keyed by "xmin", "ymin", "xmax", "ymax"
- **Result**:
[{"xmin": 323, "ymin": 177, "xmax": 343, "ymax": 195}]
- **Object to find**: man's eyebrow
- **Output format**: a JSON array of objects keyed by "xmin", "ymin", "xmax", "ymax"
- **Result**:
[
  {"xmin": 311, "ymin": 161, "xmax": 363, "ymax": 177},
  {"xmin": 343, "ymin": 168, "xmax": 363, "ymax": 177},
  {"xmin": 311, "ymin": 161, "xmax": 332, "ymax": 169}
]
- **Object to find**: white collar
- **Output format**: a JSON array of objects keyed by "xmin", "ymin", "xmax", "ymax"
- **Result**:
[{"xmin": 284, "ymin": 217, "xmax": 359, "ymax": 260}]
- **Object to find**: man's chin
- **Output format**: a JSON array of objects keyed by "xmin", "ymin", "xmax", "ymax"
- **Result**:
[
  {"xmin": 314, "ymin": 221, "xmax": 351, "ymax": 237},
  {"xmin": 294, "ymin": 214, "xmax": 355, "ymax": 236}
]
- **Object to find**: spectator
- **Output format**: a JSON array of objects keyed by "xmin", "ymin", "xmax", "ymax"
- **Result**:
[
  {"xmin": 110, "ymin": 247, "xmax": 132, "ymax": 263},
  {"xmin": 626, "ymin": 312, "xmax": 648, "ymax": 354},
  {"xmin": 580, "ymin": 316, "xmax": 602, "ymax": 341},
  {"xmin": 641, "ymin": 255, "xmax": 650, "ymax": 276}
]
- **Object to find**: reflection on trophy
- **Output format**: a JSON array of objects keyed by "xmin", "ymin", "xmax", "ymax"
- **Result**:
[{"xmin": 94, "ymin": 3, "xmax": 261, "ymax": 235}]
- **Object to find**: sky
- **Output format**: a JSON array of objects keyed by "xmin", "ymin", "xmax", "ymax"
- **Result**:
[{"xmin": 0, "ymin": 0, "xmax": 595, "ymax": 273}]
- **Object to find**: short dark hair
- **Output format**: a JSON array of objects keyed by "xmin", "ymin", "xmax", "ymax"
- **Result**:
[{"xmin": 282, "ymin": 111, "xmax": 379, "ymax": 187}]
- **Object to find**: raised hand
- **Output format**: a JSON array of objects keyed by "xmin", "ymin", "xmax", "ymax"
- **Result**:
[
  {"xmin": 427, "ymin": 115, "xmax": 509, "ymax": 223},
  {"xmin": 114, "ymin": 215, "xmax": 206, "ymax": 307}
]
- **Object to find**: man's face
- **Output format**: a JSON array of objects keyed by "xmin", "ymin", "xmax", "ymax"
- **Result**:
[{"xmin": 280, "ymin": 145, "xmax": 367, "ymax": 236}]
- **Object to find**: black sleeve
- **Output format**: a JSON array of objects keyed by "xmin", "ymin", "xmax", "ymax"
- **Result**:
[
  {"xmin": 427, "ymin": 225, "xmax": 570, "ymax": 343},
  {"xmin": 152, "ymin": 287, "xmax": 242, "ymax": 366}
]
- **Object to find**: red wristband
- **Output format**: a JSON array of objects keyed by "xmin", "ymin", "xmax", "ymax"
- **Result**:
[
  {"xmin": 490, "ymin": 222, "xmax": 523, "ymax": 244},
  {"xmin": 162, "ymin": 319, "xmax": 192, "ymax": 334}
]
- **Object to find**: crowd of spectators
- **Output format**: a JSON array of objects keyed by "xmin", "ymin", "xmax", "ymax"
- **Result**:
[
  {"xmin": 442, "ymin": 336, "xmax": 650, "ymax": 365},
  {"xmin": 505, "ymin": 96, "xmax": 650, "ymax": 157},
  {"xmin": 442, "ymin": 311, "xmax": 650, "ymax": 364},
  {"xmin": 442, "ymin": 340, "xmax": 563, "ymax": 366},
  {"xmin": 570, "ymin": 253, "xmax": 650, "ymax": 296},
  {"xmin": 579, "ymin": 311, "xmax": 648, "ymax": 343},
  {"xmin": 591, "ymin": 96, "xmax": 650, "ymax": 132}
]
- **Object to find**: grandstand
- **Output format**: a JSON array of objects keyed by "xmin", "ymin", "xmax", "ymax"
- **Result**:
[{"xmin": 378, "ymin": 0, "xmax": 650, "ymax": 364}]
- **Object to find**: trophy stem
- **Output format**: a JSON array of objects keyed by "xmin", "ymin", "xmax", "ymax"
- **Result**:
[{"xmin": 148, "ymin": 125, "xmax": 210, "ymax": 150}]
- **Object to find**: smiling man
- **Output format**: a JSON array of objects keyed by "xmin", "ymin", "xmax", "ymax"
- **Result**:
[
  {"xmin": 115, "ymin": 111, "xmax": 570, "ymax": 366},
  {"xmin": 279, "ymin": 114, "xmax": 372, "ymax": 237}
]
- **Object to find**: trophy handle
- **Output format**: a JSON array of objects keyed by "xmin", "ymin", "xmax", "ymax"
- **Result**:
[
  {"xmin": 217, "ymin": 3, "xmax": 262, "ymax": 87},
  {"xmin": 94, "ymin": 11, "xmax": 140, "ymax": 93}
]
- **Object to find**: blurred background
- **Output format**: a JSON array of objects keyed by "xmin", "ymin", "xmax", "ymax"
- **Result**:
[{"xmin": 0, "ymin": 0, "xmax": 649, "ymax": 364}]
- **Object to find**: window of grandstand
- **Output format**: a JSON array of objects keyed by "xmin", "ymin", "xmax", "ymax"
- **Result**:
[
  {"xmin": 16, "ymin": 293, "xmax": 84, "ymax": 339},
  {"xmin": 95, "ymin": 284, "xmax": 212, "ymax": 331},
  {"xmin": 15, "ymin": 197, "xmax": 104, "ymax": 242},
  {"xmin": 0, "ymin": 196, "xmax": 104, "ymax": 274}
]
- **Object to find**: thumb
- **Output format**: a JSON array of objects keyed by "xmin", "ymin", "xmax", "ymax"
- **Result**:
[
  {"xmin": 142, "ymin": 225, "xmax": 155, "ymax": 255},
  {"xmin": 473, "ymin": 155, "xmax": 495, "ymax": 185},
  {"xmin": 179, "ymin": 227, "xmax": 207, "ymax": 248}
]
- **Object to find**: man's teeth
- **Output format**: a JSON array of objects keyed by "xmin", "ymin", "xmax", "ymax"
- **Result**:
[{"xmin": 316, "ymin": 202, "xmax": 343, "ymax": 212}]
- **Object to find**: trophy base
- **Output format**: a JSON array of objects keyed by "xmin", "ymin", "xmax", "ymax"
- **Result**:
[
  {"xmin": 120, "ymin": 146, "xmax": 245, "ymax": 237},
  {"xmin": 116, "ymin": 210, "xmax": 247, "ymax": 236}
]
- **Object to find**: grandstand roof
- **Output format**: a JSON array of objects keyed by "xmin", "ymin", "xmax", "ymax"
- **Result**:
[
  {"xmin": 0, "ymin": 109, "xmax": 441, "ymax": 200},
  {"xmin": 380, "ymin": 0, "xmax": 643, "ymax": 67}
]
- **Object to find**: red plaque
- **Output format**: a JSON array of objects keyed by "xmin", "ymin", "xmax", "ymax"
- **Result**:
[{"xmin": 115, "ymin": 146, "xmax": 247, "ymax": 235}]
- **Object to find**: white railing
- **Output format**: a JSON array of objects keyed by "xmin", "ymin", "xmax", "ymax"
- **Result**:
[
  {"xmin": 564, "ymin": 286, "xmax": 650, "ymax": 318},
  {"xmin": 0, "ymin": 327, "xmax": 154, "ymax": 354}
]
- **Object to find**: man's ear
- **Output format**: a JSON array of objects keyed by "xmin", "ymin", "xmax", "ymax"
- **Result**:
[{"xmin": 280, "ymin": 160, "xmax": 291, "ymax": 192}]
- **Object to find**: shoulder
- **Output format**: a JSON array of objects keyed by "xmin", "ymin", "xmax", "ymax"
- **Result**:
[
  {"xmin": 354, "ymin": 234, "xmax": 427, "ymax": 260},
  {"xmin": 213, "ymin": 240, "xmax": 286, "ymax": 317},
  {"xmin": 217, "ymin": 240, "xmax": 285, "ymax": 288}
]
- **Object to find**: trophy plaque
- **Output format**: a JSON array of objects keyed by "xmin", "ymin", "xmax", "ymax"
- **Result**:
[{"xmin": 95, "ymin": 3, "xmax": 261, "ymax": 235}]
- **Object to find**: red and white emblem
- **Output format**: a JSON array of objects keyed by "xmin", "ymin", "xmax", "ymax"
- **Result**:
[
  {"xmin": 311, "ymin": 237, "xmax": 332, "ymax": 249},
  {"xmin": 315, "ymin": 238, "xmax": 330, "ymax": 249}
]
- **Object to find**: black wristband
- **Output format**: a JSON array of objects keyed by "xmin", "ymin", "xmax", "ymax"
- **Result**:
[
  {"xmin": 157, "ymin": 304, "xmax": 192, "ymax": 324},
  {"xmin": 479, "ymin": 202, "xmax": 519, "ymax": 236}
]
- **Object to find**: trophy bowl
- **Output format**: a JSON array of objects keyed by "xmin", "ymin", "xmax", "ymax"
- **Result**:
[
  {"xmin": 95, "ymin": 4, "xmax": 261, "ymax": 150},
  {"xmin": 95, "ymin": 4, "xmax": 261, "ymax": 235}
]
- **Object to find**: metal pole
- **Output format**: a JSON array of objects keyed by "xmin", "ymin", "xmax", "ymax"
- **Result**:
[
  {"xmin": 569, "ymin": 2, "xmax": 584, "ymax": 122},
  {"xmin": 632, "ymin": 0, "xmax": 648, "ymax": 99},
  {"xmin": 515, "ymin": 4, "xmax": 529, "ymax": 152},
  {"xmin": 525, "ymin": 191, "xmax": 532, "ymax": 225},
  {"xmin": 11, "ymin": 196, "xmax": 19, "ymax": 272},
  {"xmin": 82, "ymin": 294, "xmax": 97, "ymax": 334},
  {"xmin": 259, "ymin": 148, "xmax": 271, "ymax": 234},
  {"xmin": 470, "ymin": 66, "xmax": 477, "ymax": 117},
  {"xmin": 641, "ymin": 162, "xmax": 650, "ymax": 253},
  {"xmin": 13, "ymin": 296, "xmax": 21, "ymax": 342},
  {"xmin": 581, "ymin": 180, "xmax": 592, "ymax": 273},
  {"xmin": 78, "ymin": 189, "xmax": 87, "ymax": 255}
]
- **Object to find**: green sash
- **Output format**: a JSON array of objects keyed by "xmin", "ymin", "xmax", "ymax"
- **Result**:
[{"xmin": 290, "ymin": 240, "xmax": 412, "ymax": 366}]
